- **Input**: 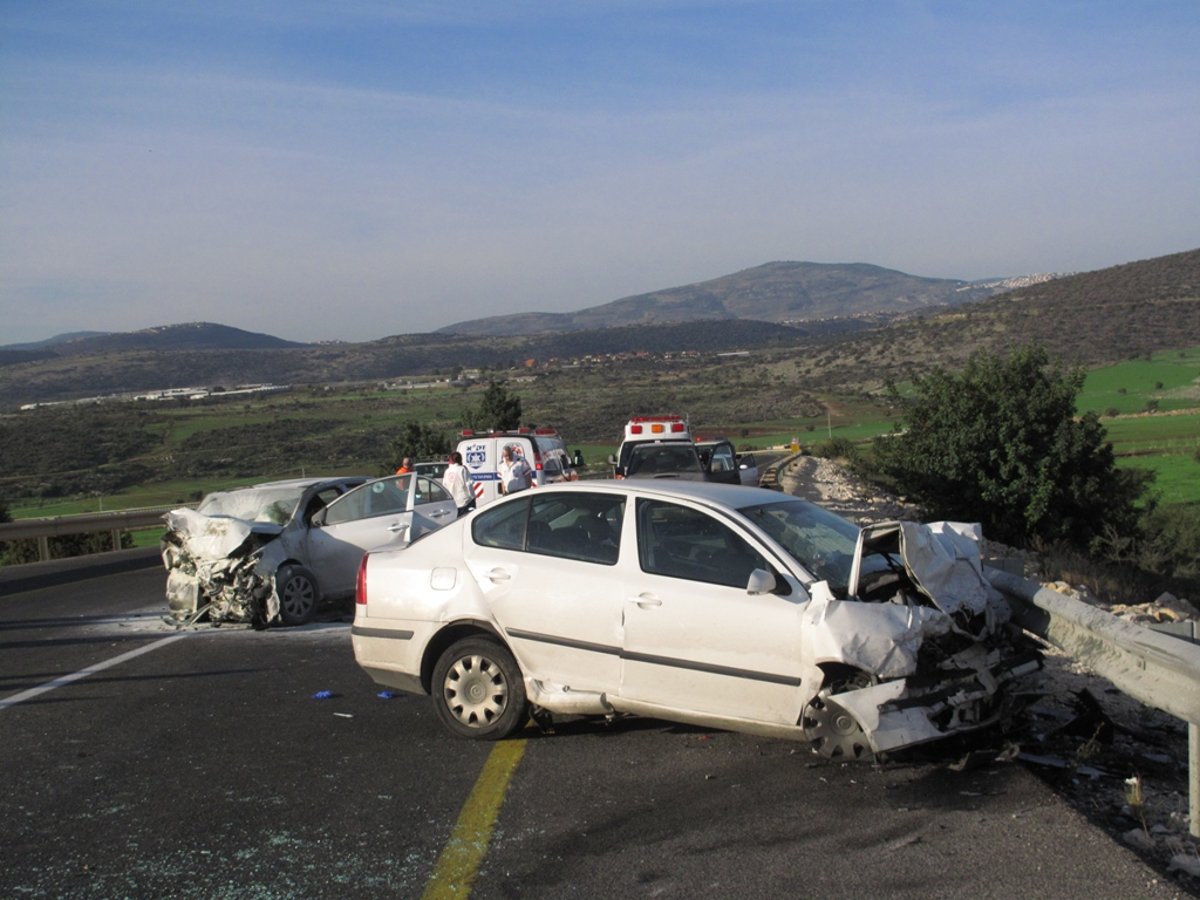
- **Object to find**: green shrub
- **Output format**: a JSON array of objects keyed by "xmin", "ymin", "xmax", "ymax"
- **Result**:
[
  {"xmin": 872, "ymin": 344, "xmax": 1144, "ymax": 550},
  {"xmin": 813, "ymin": 436, "xmax": 859, "ymax": 461}
]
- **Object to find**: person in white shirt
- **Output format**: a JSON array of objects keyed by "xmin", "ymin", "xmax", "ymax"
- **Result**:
[
  {"xmin": 441, "ymin": 451, "xmax": 475, "ymax": 517},
  {"xmin": 497, "ymin": 445, "xmax": 532, "ymax": 495}
]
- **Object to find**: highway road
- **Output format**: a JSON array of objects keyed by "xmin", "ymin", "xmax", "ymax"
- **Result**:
[{"xmin": 0, "ymin": 555, "xmax": 1185, "ymax": 898}]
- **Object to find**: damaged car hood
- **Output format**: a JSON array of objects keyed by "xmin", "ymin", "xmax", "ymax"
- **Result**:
[{"xmin": 161, "ymin": 508, "xmax": 282, "ymax": 627}]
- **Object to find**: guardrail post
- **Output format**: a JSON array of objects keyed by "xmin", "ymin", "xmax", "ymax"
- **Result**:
[
  {"xmin": 1191, "ymin": 720, "xmax": 1199, "ymax": 838},
  {"xmin": 110, "ymin": 528, "xmax": 122, "ymax": 551},
  {"xmin": 37, "ymin": 536, "xmax": 50, "ymax": 562}
]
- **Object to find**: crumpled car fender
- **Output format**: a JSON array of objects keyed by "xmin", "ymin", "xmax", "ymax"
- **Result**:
[{"xmin": 800, "ymin": 581, "xmax": 952, "ymax": 680}]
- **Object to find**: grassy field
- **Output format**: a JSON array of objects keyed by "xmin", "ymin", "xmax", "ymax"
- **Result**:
[
  {"xmin": 1077, "ymin": 346, "xmax": 1200, "ymax": 414},
  {"xmin": 1077, "ymin": 348, "xmax": 1200, "ymax": 505}
]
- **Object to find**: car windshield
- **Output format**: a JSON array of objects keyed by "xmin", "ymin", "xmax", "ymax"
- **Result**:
[
  {"xmin": 626, "ymin": 443, "xmax": 704, "ymax": 477},
  {"xmin": 737, "ymin": 498, "xmax": 861, "ymax": 596},
  {"xmin": 197, "ymin": 485, "xmax": 308, "ymax": 525}
]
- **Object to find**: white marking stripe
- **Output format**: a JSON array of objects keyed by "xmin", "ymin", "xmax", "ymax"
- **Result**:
[{"xmin": 0, "ymin": 633, "xmax": 190, "ymax": 711}]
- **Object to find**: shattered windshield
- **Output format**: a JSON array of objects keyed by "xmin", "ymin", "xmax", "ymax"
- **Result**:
[
  {"xmin": 196, "ymin": 486, "xmax": 307, "ymax": 525},
  {"xmin": 738, "ymin": 498, "xmax": 861, "ymax": 595}
]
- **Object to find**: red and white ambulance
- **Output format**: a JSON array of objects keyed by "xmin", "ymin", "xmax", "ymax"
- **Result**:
[{"xmin": 609, "ymin": 414, "xmax": 708, "ymax": 481}]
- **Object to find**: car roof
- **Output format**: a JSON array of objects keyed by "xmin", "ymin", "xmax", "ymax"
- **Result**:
[
  {"xmin": 519, "ymin": 479, "xmax": 785, "ymax": 508},
  {"xmin": 241, "ymin": 475, "xmax": 370, "ymax": 490}
]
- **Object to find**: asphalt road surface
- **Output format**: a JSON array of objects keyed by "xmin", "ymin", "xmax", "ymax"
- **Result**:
[{"xmin": 1, "ymin": 557, "xmax": 1188, "ymax": 898}]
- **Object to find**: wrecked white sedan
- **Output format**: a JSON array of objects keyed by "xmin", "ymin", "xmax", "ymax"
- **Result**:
[
  {"xmin": 352, "ymin": 481, "xmax": 1040, "ymax": 758},
  {"xmin": 163, "ymin": 473, "xmax": 458, "ymax": 627}
]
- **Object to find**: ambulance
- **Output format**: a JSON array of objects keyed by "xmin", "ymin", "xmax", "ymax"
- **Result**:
[
  {"xmin": 609, "ymin": 414, "xmax": 707, "ymax": 480},
  {"xmin": 455, "ymin": 427, "xmax": 574, "ymax": 508}
]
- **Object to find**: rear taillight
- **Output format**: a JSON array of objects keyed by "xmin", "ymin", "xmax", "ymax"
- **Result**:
[{"xmin": 356, "ymin": 553, "xmax": 369, "ymax": 606}]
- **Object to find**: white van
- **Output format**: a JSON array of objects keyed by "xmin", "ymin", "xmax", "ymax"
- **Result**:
[{"xmin": 456, "ymin": 428, "xmax": 574, "ymax": 508}]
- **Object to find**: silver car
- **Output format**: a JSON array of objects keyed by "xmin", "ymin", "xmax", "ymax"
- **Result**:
[{"xmin": 163, "ymin": 473, "xmax": 457, "ymax": 627}]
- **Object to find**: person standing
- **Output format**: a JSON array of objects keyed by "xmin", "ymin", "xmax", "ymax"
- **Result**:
[
  {"xmin": 497, "ymin": 445, "xmax": 532, "ymax": 495},
  {"xmin": 395, "ymin": 457, "xmax": 412, "ymax": 475},
  {"xmin": 442, "ymin": 451, "xmax": 475, "ymax": 517}
]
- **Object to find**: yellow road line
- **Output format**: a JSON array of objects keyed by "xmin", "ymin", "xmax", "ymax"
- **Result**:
[{"xmin": 422, "ymin": 738, "xmax": 528, "ymax": 899}]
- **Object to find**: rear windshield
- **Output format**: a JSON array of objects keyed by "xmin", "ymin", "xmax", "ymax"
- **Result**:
[{"xmin": 625, "ymin": 443, "xmax": 704, "ymax": 477}]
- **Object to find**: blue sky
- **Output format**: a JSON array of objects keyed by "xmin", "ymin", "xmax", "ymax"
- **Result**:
[{"xmin": 2, "ymin": 1, "xmax": 1197, "ymax": 344}]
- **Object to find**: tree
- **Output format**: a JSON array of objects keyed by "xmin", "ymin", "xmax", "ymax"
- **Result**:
[
  {"xmin": 384, "ymin": 422, "xmax": 451, "ymax": 473},
  {"xmin": 872, "ymin": 344, "xmax": 1145, "ymax": 550},
  {"xmin": 466, "ymin": 381, "xmax": 522, "ymax": 432}
]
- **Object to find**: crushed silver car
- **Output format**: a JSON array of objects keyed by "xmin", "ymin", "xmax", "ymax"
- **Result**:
[{"xmin": 163, "ymin": 474, "xmax": 457, "ymax": 627}]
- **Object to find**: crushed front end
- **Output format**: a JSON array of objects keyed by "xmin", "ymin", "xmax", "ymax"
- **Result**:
[
  {"xmin": 161, "ymin": 508, "xmax": 281, "ymax": 627},
  {"xmin": 803, "ymin": 521, "xmax": 1042, "ymax": 757}
]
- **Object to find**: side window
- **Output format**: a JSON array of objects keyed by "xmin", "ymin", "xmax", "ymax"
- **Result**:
[
  {"xmin": 711, "ymin": 444, "xmax": 736, "ymax": 472},
  {"xmin": 303, "ymin": 487, "xmax": 344, "ymax": 524},
  {"xmin": 636, "ymin": 498, "xmax": 771, "ymax": 589},
  {"xmin": 417, "ymin": 476, "xmax": 450, "ymax": 506},
  {"xmin": 472, "ymin": 496, "xmax": 531, "ymax": 550},
  {"xmin": 526, "ymin": 493, "xmax": 625, "ymax": 565},
  {"xmin": 324, "ymin": 477, "xmax": 408, "ymax": 525},
  {"xmin": 543, "ymin": 455, "xmax": 562, "ymax": 477}
]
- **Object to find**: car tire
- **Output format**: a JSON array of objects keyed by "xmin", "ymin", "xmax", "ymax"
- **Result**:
[
  {"xmin": 801, "ymin": 668, "xmax": 874, "ymax": 760},
  {"xmin": 431, "ymin": 637, "xmax": 528, "ymax": 740},
  {"xmin": 276, "ymin": 565, "xmax": 320, "ymax": 626}
]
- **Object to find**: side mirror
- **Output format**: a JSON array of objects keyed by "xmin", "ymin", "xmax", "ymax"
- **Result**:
[
  {"xmin": 310, "ymin": 508, "xmax": 327, "ymax": 527},
  {"xmin": 746, "ymin": 568, "xmax": 777, "ymax": 595},
  {"xmin": 607, "ymin": 454, "xmax": 617, "ymax": 466}
]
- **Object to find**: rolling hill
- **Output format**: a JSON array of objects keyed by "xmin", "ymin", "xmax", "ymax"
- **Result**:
[{"xmin": 437, "ymin": 261, "xmax": 1037, "ymax": 335}]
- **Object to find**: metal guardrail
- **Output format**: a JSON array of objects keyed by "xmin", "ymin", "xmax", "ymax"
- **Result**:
[
  {"xmin": 0, "ymin": 507, "xmax": 175, "ymax": 562},
  {"xmin": 986, "ymin": 567, "xmax": 1200, "ymax": 838}
]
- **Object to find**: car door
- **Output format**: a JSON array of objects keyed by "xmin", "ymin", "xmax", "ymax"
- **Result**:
[
  {"xmin": 705, "ymin": 441, "xmax": 740, "ymax": 484},
  {"xmin": 619, "ymin": 497, "xmax": 808, "ymax": 725},
  {"xmin": 305, "ymin": 476, "xmax": 425, "ymax": 597},
  {"xmin": 463, "ymin": 492, "xmax": 627, "ymax": 695},
  {"xmin": 410, "ymin": 475, "xmax": 458, "ymax": 537}
]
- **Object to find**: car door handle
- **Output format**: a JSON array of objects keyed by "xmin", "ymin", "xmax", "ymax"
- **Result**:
[
  {"xmin": 627, "ymin": 593, "xmax": 661, "ymax": 609},
  {"xmin": 387, "ymin": 522, "xmax": 409, "ymax": 534},
  {"xmin": 487, "ymin": 568, "xmax": 512, "ymax": 583},
  {"xmin": 428, "ymin": 509, "xmax": 453, "ymax": 518}
]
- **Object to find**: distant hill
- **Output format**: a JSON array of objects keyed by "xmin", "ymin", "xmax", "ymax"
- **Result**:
[
  {"xmin": 0, "ymin": 331, "xmax": 111, "ymax": 352},
  {"xmin": 795, "ymin": 247, "xmax": 1200, "ymax": 390},
  {"xmin": 438, "ymin": 262, "xmax": 1042, "ymax": 336},
  {"xmin": 0, "ymin": 250, "xmax": 1195, "ymax": 408},
  {"xmin": 32, "ymin": 322, "xmax": 305, "ymax": 356}
]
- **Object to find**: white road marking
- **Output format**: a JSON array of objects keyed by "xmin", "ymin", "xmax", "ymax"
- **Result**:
[{"xmin": 0, "ymin": 632, "xmax": 190, "ymax": 711}]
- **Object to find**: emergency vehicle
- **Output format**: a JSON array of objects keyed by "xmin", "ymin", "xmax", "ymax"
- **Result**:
[
  {"xmin": 455, "ymin": 427, "xmax": 573, "ymax": 508},
  {"xmin": 609, "ymin": 414, "xmax": 705, "ymax": 480}
]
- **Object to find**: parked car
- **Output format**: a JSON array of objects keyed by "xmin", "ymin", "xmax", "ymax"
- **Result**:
[
  {"xmin": 413, "ymin": 459, "xmax": 449, "ymax": 480},
  {"xmin": 351, "ymin": 481, "xmax": 1039, "ymax": 759},
  {"xmin": 609, "ymin": 414, "xmax": 694, "ymax": 479},
  {"xmin": 622, "ymin": 440, "xmax": 708, "ymax": 480},
  {"xmin": 162, "ymin": 473, "xmax": 457, "ymax": 627}
]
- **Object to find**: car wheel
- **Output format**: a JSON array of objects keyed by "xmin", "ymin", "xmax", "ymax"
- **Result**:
[
  {"xmin": 276, "ymin": 565, "xmax": 320, "ymax": 626},
  {"xmin": 801, "ymin": 668, "xmax": 874, "ymax": 760},
  {"xmin": 432, "ymin": 637, "xmax": 528, "ymax": 740}
]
